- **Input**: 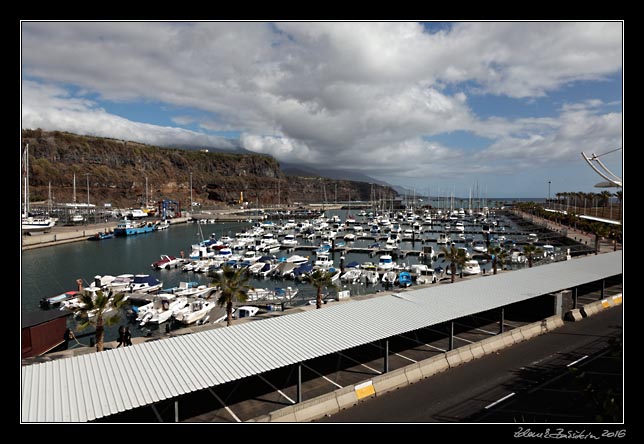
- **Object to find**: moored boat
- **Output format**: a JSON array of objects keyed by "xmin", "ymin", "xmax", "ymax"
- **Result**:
[{"xmin": 114, "ymin": 219, "xmax": 156, "ymax": 236}]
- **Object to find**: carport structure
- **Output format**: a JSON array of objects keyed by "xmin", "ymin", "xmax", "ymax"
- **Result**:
[{"xmin": 22, "ymin": 251, "xmax": 622, "ymax": 422}]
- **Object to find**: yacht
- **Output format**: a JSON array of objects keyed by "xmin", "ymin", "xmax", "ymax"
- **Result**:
[
  {"xmin": 436, "ymin": 233, "xmax": 451, "ymax": 244},
  {"xmin": 173, "ymin": 299, "xmax": 213, "ymax": 325},
  {"xmin": 281, "ymin": 234, "xmax": 299, "ymax": 248},
  {"xmin": 137, "ymin": 294, "xmax": 188, "ymax": 326},
  {"xmin": 314, "ymin": 252, "xmax": 334, "ymax": 269},
  {"xmin": 462, "ymin": 260, "xmax": 481, "ymax": 275},
  {"xmin": 377, "ymin": 255, "xmax": 395, "ymax": 272}
]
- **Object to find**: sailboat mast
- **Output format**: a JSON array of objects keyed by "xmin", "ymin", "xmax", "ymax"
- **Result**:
[
  {"xmin": 23, "ymin": 144, "xmax": 29, "ymax": 215},
  {"xmin": 73, "ymin": 173, "xmax": 77, "ymax": 204}
]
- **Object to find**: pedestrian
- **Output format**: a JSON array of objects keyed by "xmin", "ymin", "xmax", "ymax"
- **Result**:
[
  {"xmin": 116, "ymin": 326, "xmax": 127, "ymax": 348},
  {"xmin": 124, "ymin": 327, "xmax": 132, "ymax": 346},
  {"xmin": 62, "ymin": 328, "xmax": 74, "ymax": 350}
]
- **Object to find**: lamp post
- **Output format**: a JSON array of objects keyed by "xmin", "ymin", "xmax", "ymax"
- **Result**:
[{"xmin": 548, "ymin": 181, "xmax": 551, "ymax": 206}]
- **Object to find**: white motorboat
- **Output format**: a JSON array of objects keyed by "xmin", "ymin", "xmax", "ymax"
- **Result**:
[
  {"xmin": 472, "ymin": 240, "xmax": 488, "ymax": 254},
  {"xmin": 462, "ymin": 260, "xmax": 481, "ymax": 275},
  {"xmin": 377, "ymin": 255, "xmax": 395, "ymax": 272},
  {"xmin": 402, "ymin": 229, "xmax": 414, "ymax": 239},
  {"xmin": 155, "ymin": 220, "xmax": 171, "ymax": 230},
  {"xmin": 235, "ymin": 306, "xmax": 260, "ymax": 319},
  {"xmin": 363, "ymin": 270, "xmax": 379, "ymax": 285},
  {"xmin": 128, "ymin": 275, "xmax": 163, "ymax": 293},
  {"xmin": 281, "ymin": 234, "xmax": 299, "ymax": 248},
  {"xmin": 314, "ymin": 252, "xmax": 334, "ymax": 269},
  {"xmin": 151, "ymin": 254, "xmax": 183, "ymax": 269},
  {"xmin": 381, "ymin": 270, "xmax": 397, "ymax": 285},
  {"xmin": 242, "ymin": 251, "xmax": 263, "ymax": 263},
  {"xmin": 453, "ymin": 221, "xmax": 465, "ymax": 232},
  {"xmin": 385, "ymin": 237, "xmax": 398, "ymax": 250},
  {"xmin": 137, "ymin": 294, "xmax": 188, "ymax": 326},
  {"xmin": 173, "ymin": 299, "xmax": 213, "ymax": 325},
  {"xmin": 286, "ymin": 254, "xmax": 309, "ymax": 265},
  {"xmin": 436, "ymin": 233, "xmax": 451, "ymax": 244},
  {"xmin": 340, "ymin": 268, "xmax": 363, "ymax": 283},
  {"xmin": 343, "ymin": 233, "xmax": 356, "ymax": 242}
]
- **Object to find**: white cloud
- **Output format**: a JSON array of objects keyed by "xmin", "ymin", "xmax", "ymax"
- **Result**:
[
  {"xmin": 21, "ymin": 22, "xmax": 622, "ymax": 182},
  {"xmin": 22, "ymin": 81, "xmax": 235, "ymax": 149}
]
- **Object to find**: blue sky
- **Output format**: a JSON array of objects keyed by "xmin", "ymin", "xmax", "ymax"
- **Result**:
[{"xmin": 21, "ymin": 21, "xmax": 622, "ymax": 197}]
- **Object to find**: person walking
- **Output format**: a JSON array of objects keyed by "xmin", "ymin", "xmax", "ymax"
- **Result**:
[
  {"xmin": 116, "ymin": 326, "xmax": 128, "ymax": 348},
  {"xmin": 62, "ymin": 328, "xmax": 74, "ymax": 350},
  {"xmin": 124, "ymin": 327, "xmax": 132, "ymax": 346}
]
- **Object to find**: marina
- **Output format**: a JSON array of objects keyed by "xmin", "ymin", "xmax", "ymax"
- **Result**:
[{"xmin": 21, "ymin": 205, "xmax": 603, "ymax": 346}]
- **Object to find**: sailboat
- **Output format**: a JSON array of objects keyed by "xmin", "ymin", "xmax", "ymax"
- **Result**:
[
  {"xmin": 22, "ymin": 144, "xmax": 56, "ymax": 234},
  {"xmin": 70, "ymin": 173, "xmax": 84, "ymax": 223}
]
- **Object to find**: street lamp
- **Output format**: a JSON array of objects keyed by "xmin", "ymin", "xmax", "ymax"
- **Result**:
[{"xmin": 548, "ymin": 181, "xmax": 551, "ymax": 205}]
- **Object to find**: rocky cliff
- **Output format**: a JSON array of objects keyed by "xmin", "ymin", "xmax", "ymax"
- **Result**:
[{"xmin": 22, "ymin": 129, "xmax": 397, "ymax": 208}]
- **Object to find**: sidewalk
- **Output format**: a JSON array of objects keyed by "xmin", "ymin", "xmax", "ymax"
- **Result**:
[{"xmin": 512, "ymin": 210, "xmax": 621, "ymax": 254}]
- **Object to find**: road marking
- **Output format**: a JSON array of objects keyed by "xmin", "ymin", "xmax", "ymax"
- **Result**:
[
  {"xmin": 454, "ymin": 322, "xmax": 497, "ymax": 335},
  {"xmin": 257, "ymin": 375, "xmax": 296, "ymax": 404},
  {"xmin": 301, "ymin": 363, "xmax": 343, "ymax": 389},
  {"xmin": 208, "ymin": 388, "xmax": 241, "ymax": 422},
  {"xmin": 484, "ymin": 392, "xmax": 515, "ymax": 409},
  {"xmin": 337, "ymin": 352, "xmax": 382, "ymax": 374},
  {"xmin": 426, "ymin": 327, "xmax": 474, "ymax": 344},
  {"xmin": 399, "ymin": 335, "xmax": 446, "ymax": 352},
  {"xmin": 566, "ymin": 355, "xmax": 589, "ymax": 367},
  {"xmin": 368, "ymin": 343, "xmax": 418, "ymax": 363}
]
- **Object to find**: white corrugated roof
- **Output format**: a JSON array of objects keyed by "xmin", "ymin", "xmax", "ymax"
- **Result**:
[{"xmin": 22, "ymin": 251, "xmax": 622, "ymax": 422}]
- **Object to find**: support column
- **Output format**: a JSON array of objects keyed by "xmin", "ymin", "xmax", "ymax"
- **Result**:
[
  {"xmin": 449, "ymin": 322, "xmax": 454, "ymax": 351},
  {"xmin": 499, "ymin": 308, "xmax": 505, "ymax": 334},
  {"xmin": 296, "ymin": 363, "xmax": 302, "ymax": 404},
  {"xmin": 573, "ymin": 287, "xmax": 578, "ymax": 309},
  {"xmin": 601, "ymin": 279, "xmax": 605, "ymax": 300},
  {"xmin": 174, "ymin": 400, "xmax": 179, "ymax": 423},
  {"xmin": 384, "ymin": 339, "xmax": 389, "ymax": 373}
]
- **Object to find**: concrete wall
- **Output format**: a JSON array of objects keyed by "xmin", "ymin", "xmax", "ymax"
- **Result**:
[{"xmin": 246, "ymin": 313, "xmax": 572, "ymax": 423}]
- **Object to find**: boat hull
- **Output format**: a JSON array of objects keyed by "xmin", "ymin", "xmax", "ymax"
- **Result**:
[{"xmin": 114, "ymin": 226, "xmax": 155, "ymax": 236}]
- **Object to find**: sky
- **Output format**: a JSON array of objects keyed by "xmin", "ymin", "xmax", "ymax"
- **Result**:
[{"xmin": 21, "ymin": 21, "xmax": 623, "ymax": 198}]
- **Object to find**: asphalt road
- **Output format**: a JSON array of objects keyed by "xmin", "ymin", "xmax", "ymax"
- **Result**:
[{"xmin": 320, "ymin": 305, "xmax": 623, "ymax": 423}]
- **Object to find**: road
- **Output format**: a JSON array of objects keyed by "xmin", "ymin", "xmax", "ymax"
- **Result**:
[{"xmin": 320, "ymin": 304, "xmax": 622, "ymax": 423}]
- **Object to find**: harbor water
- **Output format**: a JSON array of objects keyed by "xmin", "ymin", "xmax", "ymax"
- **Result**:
[{"xmin": 21, "ymin": 209, "xmax": 531, "ymax": 343}]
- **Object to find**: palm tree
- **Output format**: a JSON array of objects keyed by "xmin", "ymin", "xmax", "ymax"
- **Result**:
[
  {"xmin": 76, "ymin": 290, "xmax": 127, "ymax": 352},
  {"xmin": 488, "ymin": 246, "xmax": 502, "ymax": 275},
  {"xmin": 440, "ymin": 245, "xmax": 467, "ymax": 283},
  {"xmin": 522, "ymin": 244, "xmax": 543, "ymax": 268},
  {"xmin": 210, "ymin": 266, "xmax": 254, "ymax": 326},
  {"xmin": 497, "ymin": 250, "xmax": 509, "ymax": 272},
  {"xmin": 303, "ymin": 269, "xmax": 339, "ymax": 309},
  {"xmin": 589, "ymin": 222, "xmax": 611, "ymax": 255},
  {"xmin": 599, "ymin": 191, "xmax": 612, "ymax": 207}
]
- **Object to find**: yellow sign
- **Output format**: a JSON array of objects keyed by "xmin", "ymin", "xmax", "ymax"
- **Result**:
[{"xmin": 354, "ymin": 380, "xmax": 375, "ymax": 399}]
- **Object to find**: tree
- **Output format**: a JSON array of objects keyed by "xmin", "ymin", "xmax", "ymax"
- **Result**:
[
  {"xmin": 76, "ymin": 290, "xmax": 127, "ymax": 352},
  {"xmin": 210, "ymin": 266, "xmax": 253, "ymax": 326},
  {"xmin": 497, "ymin": 250, "xmax": 509, "ymax": 272},
  {"xmin": 440, "ymin": 245, "xmax": 467, "ymax": 283},
  {"xmin": 598, "ymin": 191, "xmax": 612, "ymax": 207},
  {"xmin": 589, "ymin": 222, "xmax": 611, "ymax": 255},
  {"xmin": 303, "ymin": 269, "xmax": 338, "ymax": 309},
  {"xmin": 488, "ymin": 246, "xmax": 502, "ymax": 275},
  {"xmin": 522, "ymin": 244, "xmax": 543, "ymax": 268}
]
